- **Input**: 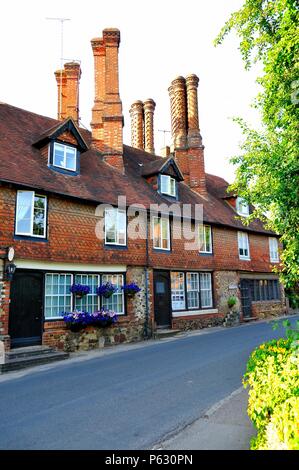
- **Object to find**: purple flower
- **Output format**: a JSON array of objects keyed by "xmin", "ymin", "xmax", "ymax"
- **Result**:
[
  {"xmin": 96, "ymin": 282, "xmax": 118, "ymax": 298},
  {"xmin": 122, "ymin": 283, "xmax": 141, "ymax": 296},
  {"xmin": 70, "ymin": 284, "xmax": 91, "ymax": 296}
]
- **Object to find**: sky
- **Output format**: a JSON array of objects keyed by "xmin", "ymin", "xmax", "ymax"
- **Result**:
[{"xmin": 0, "ymin": 0, "xmax": 262, "ymax": 183}]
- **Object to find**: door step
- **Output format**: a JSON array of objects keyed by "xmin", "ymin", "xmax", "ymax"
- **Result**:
[
  {"xmin": 154, "ymin": 329, "xmax": 182, "ymax": 339},
  {"xmin": 242, "ymin": 317, "xmax": 258, "ymax": 322},
  {"xmin": 0, "ymin": 346, "xmax": 69, "ymax": 374}
]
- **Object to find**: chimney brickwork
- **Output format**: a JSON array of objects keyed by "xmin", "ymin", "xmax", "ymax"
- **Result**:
[
  {"xmin": 169, "ymin": 73, "xmax": 207, "ymax": 196},
  {"xmin": 129, "ymin": 101, "xmax": 144, "ymax": 150},
  {"xmin": 54, "ymin": 69, "xmax": 67, "ymax": 121},
  {"xmin": 91, "ymin": 37, "xmax": 106, "ymax": 149},
  {"xmin": 130, "ymin": 99, "xmax": 156, "ymax": 154},
  {"xmin": 91, "ymin": 28, "xmax": 124, "ymax": 172},
  {"xmin": 143, "ymin": 99, "xmax": 156, "ymax": 154},
  {"xmin": 55, "ymin": 62, "xmax": 81, "ymax": 124}
]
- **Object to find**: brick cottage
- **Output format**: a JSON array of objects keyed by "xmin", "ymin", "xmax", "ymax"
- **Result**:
[{"xmin": 0, "ymin": 28, "xmax": 285, "ymax": 352}]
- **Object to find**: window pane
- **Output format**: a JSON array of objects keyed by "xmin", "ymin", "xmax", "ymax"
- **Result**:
[
  {"xmin": 33, "ymin": 195, "xmax": 46, "ymax": 236},
  {"xmin": 45, "ymin": 273, "xmax": 72, "ymax": 319},
  {"xmin": 117, "ymin": 210, "xmax": 126, "ymax": 245},
  {"xmin": 205, "ymin": 226, "xmax": 211, "ymax": 252},
  {"xmin": 101, "ymin": 274, "xmax": 124, "ymax": 314},
  {"xmin": 16, "ymin": 191, "xmax": 33, "ymax": 234},
  {"xmin": 187, "ymin": 273, "xmax": 199, "ymax": 309},
  {"xmin": 161, "ymin": 175, "xmax": 169, "ymax": 194},
  {"xmin": 200, "ymin": 273, "xmax": 212, "ymax": 307},
  {"xmin": 169, "ymin": 178, "xmax": 176, "ymax": 196},
  {"xmin": 105, "ymin": 209, "xmax": 117, "ymax": 243},
  {"xmin": 53, "ymin": 143, "xmax": 65, "ymax": 167},
  {"xmin": 153, "ymin": 217, "xmax": 161, "ymax": 248},
  {"xmin": 171, "ymin": 272, "xmax": 185, "ymax": 310},
  {"xmin": 65, "ymin": 147, "xmax": 76, "ymax": 171},
  {"xmin": 161, "ymin": 218, "xmax": 170, "ymax": 249}
]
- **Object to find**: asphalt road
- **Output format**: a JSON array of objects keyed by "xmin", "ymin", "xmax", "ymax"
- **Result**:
[{"xmin": 0, "ymin": 315, "xmax": 297, "ymax": 450}]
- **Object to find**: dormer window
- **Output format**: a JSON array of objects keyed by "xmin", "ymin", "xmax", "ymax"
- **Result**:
[
  {"xmin": 53, "ymin": 142, "xmax": 77, "ymax": 172},
  {"xmin": 160, "ymin": 175, "xmax": 176, "ymax": 197},
  {"xmin": 236, "ymin": 197, "xmax": 249, "ymax": 217}
]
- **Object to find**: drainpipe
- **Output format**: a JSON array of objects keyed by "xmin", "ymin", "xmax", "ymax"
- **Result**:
[{"xmin": 143, "ymin": 209, "xmax": 150, "ymax": 339}]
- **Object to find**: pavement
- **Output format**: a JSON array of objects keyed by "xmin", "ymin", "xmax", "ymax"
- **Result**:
[{"xmin": 155, "ymin": 386, "xmax": 255, "ymax": 450}]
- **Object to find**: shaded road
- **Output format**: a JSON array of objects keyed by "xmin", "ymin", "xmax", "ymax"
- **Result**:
[{"xmin": 0, "ymin": 316, "xmax": 297, "ymax": 449}]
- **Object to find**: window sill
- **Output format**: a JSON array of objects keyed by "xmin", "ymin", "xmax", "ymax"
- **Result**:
[
  {"xmin": 172, "ymin": 308, "xmax": 218, "ymax": 317},
  {"xmin": 14, "ymin": 235, "xmax": 48, "ymax": 242},
  {"xmin": 199, "ymin": 252, "xmax": 213, "ymax": 256},
  {"xmin": 104, "ymin": 244, "xmax": 128, "ymax": 250},
  {"xmin": 239, "ymin": 257, "xmax": 251, "ymax": 261}
]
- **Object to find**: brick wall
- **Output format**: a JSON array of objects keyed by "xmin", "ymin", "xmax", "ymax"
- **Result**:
[{"xmin": 0, "ymin": 184, "xmax": 277, "ymax": 273}]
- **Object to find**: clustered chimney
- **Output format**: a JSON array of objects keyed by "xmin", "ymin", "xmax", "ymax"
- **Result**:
[
  {"xmin": 55, "ymin": 61, "xmax": 81, "ymax": 124},
  {"xmin": 168, "ymin": 74, "xmax": 207, "ymax": 196},
  {"xmin": 91, "ymin": 28, "xmax": 124, "ymax": 172},
  {"xmin": 129, "ymin": 99, "xmax": 156, "ymax": 154}
]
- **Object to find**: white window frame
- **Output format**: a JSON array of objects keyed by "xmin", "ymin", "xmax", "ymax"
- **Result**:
[
  {"xmin": 269, "ymin": 237, "xmax": 279, "ymax": 263},
  {"xmin": 74, "ymin": 274, "xmax": 101, "ymax": 313},
  {"xmin": 199, "ymin": 225, "xmax": 212, "ymax": 253},
  {"xmin": 238, "ymin": 231, "xmax": 250, "ymax": 260},
  {"xmin": 187, "ymin": 273, "xmax": 200, "ymax": 309},
  {"xmin": 152, "ymin": 216, "xmax": 170, "ymax": 251},
  {"xmin": 200, "ymin": 273, "xmax": 213, "ymax": 308},
  {"xmin": 171, "ymin": 272, "xmax": 186, "ymax": 311},
  {"xmin": 53, "ymin": 142, "xmax": 77, "ymax": 172},
  {"xmin": 101, "ymin": 273, "xmax": 125, "ymax": 315},
  {"xmin": 44, "ymin": 272, "xmax": 125, "ymax": 319},
  {"xmin": 15, "ymin": 190, "xmax": 47, "ymax": 238},
  {"xmin": 104, "ymin": 208, "xmax": 127, "ymax": 246},
  {"xmin": 236, "ymin": 197, "xmax": 249, "ymax": 217},
  {"xmin": 160, "ymin": 175, "xmax": 176, "ymax": 197},
  {"xmin": 45, "ymin": 273, "xmax": 73, "ymax": 320}
]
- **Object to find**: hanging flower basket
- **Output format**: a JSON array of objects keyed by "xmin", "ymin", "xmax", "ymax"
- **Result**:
[
  {"xmin": 90, "ymin": 309, "xmax": 118, "ymax": 328},
  {"xmin": 96, "ymin": 282, "xmax": 118, "ymax": 298},
  {"xmin": 62, "ymin": 309, "xmax": 118, "ymax": 331},
  {"xmin": 62, "ymin": 311, "xmax": 92, "ymax": 332},
  {"xmin": 122, "ymin": 282, "xmax": 141, "ymax": 298},
  {"xmin": 70, "ymin": 284, "xmax": 91, "ymax": 298}
]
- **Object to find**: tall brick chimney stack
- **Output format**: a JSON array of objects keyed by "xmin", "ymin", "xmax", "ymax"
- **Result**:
[
  {"xmin": 54, "ymin": 69, "xmax": 67, "ymax": 120},
  {"xmin": 171, "ymin": 76, "xmax": 187, "ymax": 149},
  {"xmin": 91, "ymin": 37, "xmax": 106, "ymax": 149},
  {"xmin": 169, "ymin": 74, "xmax": 207, "ymax": 196},
  {"xmin": 91, "ymin": 28, "xmax": 124, "ymax": 172},
  {"xmin": 130, "ymin": 100, "xmax": 144, "ymax": 150},
  {"xmin": 143, "ymin": 98, "xmax": 156, "ymax": 154},
  {"xmin": 54, "ymin": 62, "xmax": 81, "ymax": 123},
  {"xmin": 64, "ymin": 62, "xmax": 81, "ymax": 124}
]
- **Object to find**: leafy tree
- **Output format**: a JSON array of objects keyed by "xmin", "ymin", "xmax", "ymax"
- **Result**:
[{"xmin": 215, "ymin": 0, "xmax": 299, "ymax": 288}]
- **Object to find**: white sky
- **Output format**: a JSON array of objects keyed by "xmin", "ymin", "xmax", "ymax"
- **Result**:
[{"xmin": 0, "ymin": 0, "xmax": 261, "ymax": 183}]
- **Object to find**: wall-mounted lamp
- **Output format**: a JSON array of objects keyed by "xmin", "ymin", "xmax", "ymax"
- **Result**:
[{"xmin": 5, "ymin": 263, "xmax": 16, "ymax": 281}]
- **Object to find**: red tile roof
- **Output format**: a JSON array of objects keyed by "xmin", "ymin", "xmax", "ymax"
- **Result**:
[{"xmin": 0, "ymin": 102, "xmax": 273, "ymax": 234}]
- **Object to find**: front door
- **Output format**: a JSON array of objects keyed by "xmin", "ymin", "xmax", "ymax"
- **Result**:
[
  {"xmin": 154, "ymin": 271, "xmax": 171, "ymax": 328},
  {"xmin": 240, "ymin": 279, "xmax": 252, "ymax": 319},
  {"xmin": 9, "ymin": 271, "xmax": 43, "ymax": 348}
]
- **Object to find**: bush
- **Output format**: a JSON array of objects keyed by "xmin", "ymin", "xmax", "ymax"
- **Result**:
[
  {"xmin": 227, "ymin": 296, "xmax": 237, "ymax": 309},
  {"xmin": 243, "ymin": 321, "xmax": 299, "ymax": 450}
]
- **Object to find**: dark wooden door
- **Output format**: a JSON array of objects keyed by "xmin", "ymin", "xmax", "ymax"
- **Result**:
[
  {"xmin": 154, "ymin": 271, "xmax": 171, "ymax": 328},
  {"xmin": 9, "ymin": 271, "xmax": 43, "ymax": 348},
  {"xmin": 240, "ymin": 279, "xmax": 252, "ymax": 319}
]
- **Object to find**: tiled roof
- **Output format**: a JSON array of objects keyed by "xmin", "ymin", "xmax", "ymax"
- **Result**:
[{"xmin": 0, "ymin": 102, "xmax": 273, "ymax": 235}]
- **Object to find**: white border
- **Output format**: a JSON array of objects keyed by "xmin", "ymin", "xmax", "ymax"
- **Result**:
[
  {"xmin": 172, "ymin": 309, "xmax": 219, "ymax": 317},
  {"xmin": 14, "ymin": 259, "xmax": 127, "ymax": 272}
]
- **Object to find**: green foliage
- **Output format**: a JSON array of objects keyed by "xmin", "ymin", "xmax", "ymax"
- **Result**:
[
  {"xmin": 215, "ymin": 0, "xmax": 299, "ymax": 288},
  {"xmin": 243, "ymin": 322, "xmax": 299, "ymax": 449},
  {"xmin": 227, "ymin": 295, "xmax": 237, "ymax": 309}
]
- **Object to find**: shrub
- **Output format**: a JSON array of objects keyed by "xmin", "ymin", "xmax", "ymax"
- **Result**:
[
  {"xmin": 227, "ymin": 296, "xmax": 237, "ymax": 309},
  {"xmin": 244, "ymin": 321, "xmax": 299, "ymax": 450}
]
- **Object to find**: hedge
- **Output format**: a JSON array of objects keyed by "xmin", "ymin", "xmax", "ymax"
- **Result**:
[{"xmin": 243, "ymin": 321, "xmax": 299, "ymax": 450}]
